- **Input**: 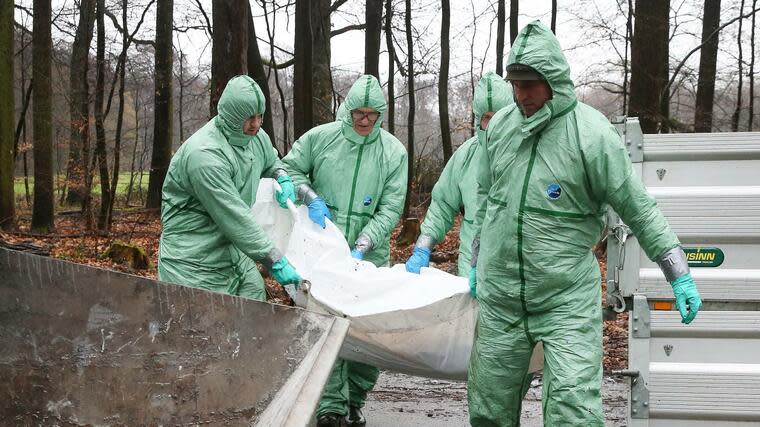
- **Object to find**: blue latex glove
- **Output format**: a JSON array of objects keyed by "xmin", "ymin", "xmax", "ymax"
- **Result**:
[
  {"xmin": 350, "ymin": 249, "xmax": 364, "ymax": 260},
  {"xmin": 307, "ymin": 197, "xmax": 331, "ymax": 228},
  {"xmin": 275, "ymin": 175, "xmax": 296, "ymax": 208},
  {"xmin": 405, "ymin": 247, "xmax": 431, "ymax": 273},
  {"xmin": 269, "ymin": 257, "xmax": 302, "ymax": 286},
  {"xmin": 670, "ymin": 273, "xmax": 701, "ymax": 324},
  {"xmin": 469, "ymin": 267, "xmax": 477, "ymax": 298}
]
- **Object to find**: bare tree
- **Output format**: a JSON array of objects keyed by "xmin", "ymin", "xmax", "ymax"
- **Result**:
[
  {"xmin": 247, "ymin": 3, "xmax": 275, "ymax": 140},
  {"xmin": 629, "ymin": 0, "xmax": 669, "ymax": 133},
  {"xmin": 146, "ymin": 0, "xmax": 174, "ymax": 209},
  {"xmin": 403, "ymin": 0, "xmax": 415, "ymax": 220},
  {"xmin": 733, "ymin": 0, "xmax": 746, "ymax": 132},
  {"xmin": 64, "ymin": 0, "xmax": 96, "ymax": 206},
  {"xmin": 385, "ymin": 0, "xmax": 395, "ymax": 134},
  {"xmin": 93, "ymin": 0, "xmax": 111, "ymax": 230},
  {"xmin": 749, "ymin": 0, "xmax": 757, "ymax": 130},
  {"xmin": 106, "ymin": 0, "xmax": 130, "ymax": 226},
  {"xmin": 311, "ymin": 0, "xmax": 333, "ymax": 125},
  {"xmin": 694, "ymin": 0, "xmax": 722, "ymax": 132},
  {"xmin": 510, "ymin": 0, "xmax": 519, "ymax": 45},
  {"xmin": 496, "ymin": 0, "xmax": 505, "ymax": 76},
  {"xmin": 293, "ymin": 0, "xmax": 313, "ymax": 139},
  {"xmin": 0, "ymin": 0, "xmax": 13, "ymax": 229},
  {"xmin": 439, "ymin": 0, "xmax": 452, "ymax": 163},
  {"xmin": 32, "ymin": 0, "xmax": 55, "ymax": 232},
  {"xmin": 365, "ymin": 0, "xmax": 383, "ymax": 78}
]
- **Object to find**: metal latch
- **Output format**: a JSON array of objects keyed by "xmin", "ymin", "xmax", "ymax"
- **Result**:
[
  {"xmin": 606, "ymin": 223, "xmax": 630, "ymax": 313},
  {"xmin": 612, "ymin": 369, "xmax": 650, "ymax": 419}
]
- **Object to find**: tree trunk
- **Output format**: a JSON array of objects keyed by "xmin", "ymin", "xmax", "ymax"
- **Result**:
[
  {"xmin": 622, "ymin": 0, "xmax": 632, "ymax": 115},
  {"xmin": 551, "ymin": 0, "xmax": 557, "ymax": 34},
  {"xmin": 749, "ymin": 0, "xmax": 757, "ymax": 130},
  {"xmin": 293, "ymin": 0, "xmax": 313, "ymax": 139},
  {"xmin": 126, "ymin": 86, "xmax": 140, "ymax": 205},
  {"xmin": 510, "ymin": 0, "xmax": 519, "ymax": 45},
  {"xmin": 385, "ymin": 0, "xmax": 395, "ymax": 134},
  {"xmin": 311, "ymin": 0, "xmax": 333, "ymax": 126},
  {"xmin": 65, "ymin": 0, "xmax": 96, "ymax": 206},
  {"xmin": 439, "ymin": 0, "xmax": 452, "ymax": 163},
  {"xmin": 107, "ymin": 0, "xmax": 129, "ymax": 226},
  {"xmin": 247, "ymin": 3, "xmax": 275, "ymax": 142},
  {"xmin": 94, "ymin": 0, "xmax": 111, "ymax": 231},
  {"xmin": 145, "ymin": 0, "xmax": 173, "ymax": 209},
  {"xmin": 210, "ymin": 0, "xmax": 247, "ymax": 117},
  {"xmin": 0, "ymin": 0, "xmax": 14, "ymax": 230},
  {"xmin": 629, "ymin": 0, "xmax": 670, "ymax": 133},
  {"xmin": 693, "ymin": 0, "xmax": 722, "ymax": 132},
  {"xmin": 496, "ymin": 0, "xmax": 505, "ymax": 76},
  {"xmin": 732, "ymin": 0, "xmax": 746, "ymax": 132},
  {"xmin": 402, "ymin": 0, "xmax": 415, "ymax": 220},
  {"xmin": 31, "ymin": 0, "xmax": 55, "ymax": 232},
  {"xmin": 365, "ymin": 0, "xmax": 383, "ymax": 78}
]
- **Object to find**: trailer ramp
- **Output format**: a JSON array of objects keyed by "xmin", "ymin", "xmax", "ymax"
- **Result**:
[{"xmin": 0, "ymin": 248, "xmax": 348, "ymax": 426}]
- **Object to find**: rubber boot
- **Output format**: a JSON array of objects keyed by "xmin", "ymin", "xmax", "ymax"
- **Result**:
[
  {"xmin": 345, "ymin": 406, "xmax": 366, "ymax": 427},
  {"xmin": 316, "ymin": 413, "xmax": 342, "ymax": 427}
]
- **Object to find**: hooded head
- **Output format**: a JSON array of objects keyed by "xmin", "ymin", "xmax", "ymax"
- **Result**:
[
  {"xmin": 341, "ymin": 75, "xmax": 388, "ymax": 144},
  {"xmin": 473, "ymin": 71, "xmax": 513, "ymax": 144},
  {"xmin": 506, "ymin": 21, "xmax": 577, "ymax": 130},
  {"xmin": 215, "ymin": 75, "xmax": 267, "ymax": 145}
]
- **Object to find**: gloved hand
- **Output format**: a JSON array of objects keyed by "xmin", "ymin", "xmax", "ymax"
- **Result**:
[
  {"xmin": 405, "ymin": 247, "xmax": 431, "ymax": 273},
  {"xmin": 275, "ymin": 175, "xmax": 296, "ymax": 208},
  {"xmin": 307, "ymin": 197, "xmax": 331, "ymax": 228},
  {"xmin": 469, "ymin": 267, "xmax": 477, "ymax": 298},
  {"xmin": 670, "ymin": 273, "xmax": 701, "ymax": 324},
  {"xmin": 269, "ymin": 256, "xmax": 302, "ymax": 286},
  {"xmin": 350, "ymin": 249, "xmax": 364, "ymax": 260}
]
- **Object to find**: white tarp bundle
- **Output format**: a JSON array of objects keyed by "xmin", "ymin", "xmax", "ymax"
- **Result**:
[{"xmin": 253, "ymin": 179, "xmax": 541, "ymax": 380}]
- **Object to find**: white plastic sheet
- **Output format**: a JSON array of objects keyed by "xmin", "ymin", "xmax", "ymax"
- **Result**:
[{"xmin": 253, "ymin": 179, "xmax": 542, "ymax": 380}]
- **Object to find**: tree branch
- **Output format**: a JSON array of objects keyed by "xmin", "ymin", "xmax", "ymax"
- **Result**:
[
  {"xmin": 330, "ymin": 0, "xmax": 349, "ymax": 12},
  {"xmin": 331, "ymin": 23, "xmax": 367, "ymax": 37}
]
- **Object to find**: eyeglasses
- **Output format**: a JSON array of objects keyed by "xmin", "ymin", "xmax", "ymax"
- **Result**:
[{"xmin": 351, "ymin": 110, "xmax": 380, "ymax": 122}]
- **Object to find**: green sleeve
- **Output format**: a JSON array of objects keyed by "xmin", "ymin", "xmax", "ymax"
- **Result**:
[
  {"xmin": 360, "ymin": 150, "xmax": 409, "ymax": 246},
  {"xmin": 186, "ymin": 149, "xmax": 274, "ymax": 261},
  {"xmin": 420, "ymin": 147, "xmax": 466, "ymax": 242},
  {"xmin": 282, "ymin": 132, "xmax": 314, "ymax": 189},
  {"xmin": 585, "ymin": 123, "xmax": 679, "ymax": 261}
]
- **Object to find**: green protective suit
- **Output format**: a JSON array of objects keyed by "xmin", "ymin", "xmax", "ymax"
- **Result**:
[
  {"xmin": 420, "ymin": 72, "xmax": 512, "ymax": 276},
  {"xmin": 158, "ymin": 75, "xmax": 284, "ymax": 301},
  {"xmin": 283, "ymin": 75, "xmax": 408, "ymax": 417},
  {"xmin": 468, "ymin": 22, "xmax": 680, "ymax": 426}
]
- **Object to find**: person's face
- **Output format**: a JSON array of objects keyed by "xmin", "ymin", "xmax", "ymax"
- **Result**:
[
  {"xmin": 243, "ymin": 114, "xmax": 263, "ymax": 136},
  {"xmin": 511, "ymin": 80, "xmax": 552, "ymax": 118},
  {"xmin": 351, "ymin": 108, "xmax": 380, "ymax": 136},
  {"xmin": 480, "ymin": 112, "xmax": 496, "ymax": 130}
]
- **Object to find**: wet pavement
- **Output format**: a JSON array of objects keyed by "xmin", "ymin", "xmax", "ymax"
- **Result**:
[{"xmin": 362, "ymin": 371, "xmax": 629, "ymax": 426}]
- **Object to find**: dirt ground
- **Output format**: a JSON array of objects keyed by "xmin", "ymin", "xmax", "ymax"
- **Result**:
[{"xmin": 362, "ymin": 371, "xmax": 629, "ymax": 427}]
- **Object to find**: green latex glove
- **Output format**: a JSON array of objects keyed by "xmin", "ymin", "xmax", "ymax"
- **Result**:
[
  {"xmin": 469, "ymin": 267, "xmax": 477, "ymax": 298},
  {"xmin": 270, "ymin": 256, "xmax": 301, "ymax": 286},
  {"xmin": 670, "ymin": 273, "xmax": 701, "ymax": 324},
  {"xmin": 275, "ymin": 175, "xmax": 297, "ymax": 209}
]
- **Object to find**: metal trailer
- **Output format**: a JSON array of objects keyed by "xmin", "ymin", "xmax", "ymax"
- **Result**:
[
  {"xmin": 0, "ymin": 248, "xmax": 349, "ymax": 426},
  {"xmin": 606, "ymin": 119, "xmax": 760, "ymax": 427}
]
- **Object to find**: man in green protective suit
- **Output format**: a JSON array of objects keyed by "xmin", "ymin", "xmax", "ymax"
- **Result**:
[
  {"xmin": 283, "ymin": 75, "xmax": 408, "ymax": 427},
  {"xmin": 158, "ymin": 75, "xmax": 301, "ymax": 300},
  {"xmin": 468, "ymin": 22, "xmax": 702, "ymax": 426},
  {"xmin": 404, "ymin": 71, "xmax": 512, "ymax": 279}
]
